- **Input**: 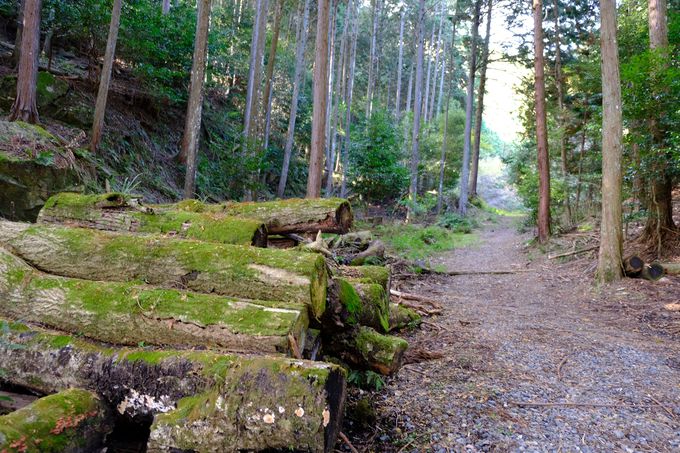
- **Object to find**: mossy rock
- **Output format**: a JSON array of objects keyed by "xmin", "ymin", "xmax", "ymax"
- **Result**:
[
  {"xmin": 0, "ymin": 388, "xmax": 113, "ymax": 453},
  {"xmin": 0, "ymin": 72, "xmax": 69, "ymax": 111},
  {"xmin": 0, "ymin": 121, "xmax": 84, "ymax": 221}
]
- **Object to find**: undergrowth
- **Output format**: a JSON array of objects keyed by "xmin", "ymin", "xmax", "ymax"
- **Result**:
[{"xmin": 372, "ymin": 223, "xmax": 478, "ymax": 261}]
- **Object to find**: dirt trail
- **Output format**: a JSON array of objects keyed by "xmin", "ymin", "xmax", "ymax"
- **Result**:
[{"xmin": 360, "ymin": 218, "xmax": 680, "ymax": 452}]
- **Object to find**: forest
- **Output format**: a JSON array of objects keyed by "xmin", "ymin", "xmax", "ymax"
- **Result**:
[{"xmin": 0, "ymin": 0, "xmax": 678, "ymax": 451}]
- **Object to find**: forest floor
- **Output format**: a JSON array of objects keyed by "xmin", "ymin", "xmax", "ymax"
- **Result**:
[{"xmin": 345, "ymin": 214, "xmax": 680, "ymax": 452}]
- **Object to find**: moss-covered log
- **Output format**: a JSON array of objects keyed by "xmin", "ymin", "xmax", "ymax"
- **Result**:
[
  {"xmin": 335, "ymin": 265, "xmax": 390, "ymax": 292},
  {"xmin": 334, "ymin": 278, "xmax": 390, "ymax": 333},
  {"xmin": 388, "ymin": 303, "xmax": 422, "ymax": 331},
  {"xmin": 0, "ymin": 220, "xmax": 328, "ymax": 319},
  {"xmin": 658, "ymin": 262, "xmax": 680, "ymax": 275},
  {"xmin": 165, "ymin": 197, "xmax": 353, "ymax": 235},
  {"xmin": 38, "ymin": 192, "xmax": 268, "ymax": 247},
  {"xmin": 324, "ymin": 326, "xmax": 408, "ymax": 375},
  {"xmin": 0, "ymin": 249, "xmax": 307, "ymax": 354},
  {"xmin": 0, "ymin": 389, "xmax": 113, "ymax": 453},
  {"xmin": 0, "ymin": 321, "xmax": 346, "ymax": 452}
]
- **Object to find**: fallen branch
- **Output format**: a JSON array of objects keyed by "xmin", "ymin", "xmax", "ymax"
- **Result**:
[
  {"xmin": 389, "ymin": 289, "xmax": 442, "ymax": 309},
  {"xmin": 548, "ymin": 245, "xmax": 598, "ymax": 260},
  {"xmin": 339, "ymin": 432, "xmax": 359, "ymax": 453},
  {"xmin": 391, "ymin": 299, "xmax": 441, "ymax": 316},
  {"xmin": 424, "ymin": 268, "xmax": 535, "ymax": 275},
  {"xmin": 509, "ymin": 401, "xmax": 663, "ymax": 409}
]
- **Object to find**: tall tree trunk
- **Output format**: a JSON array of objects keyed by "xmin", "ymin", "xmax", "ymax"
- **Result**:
[
  {"xmin": 405, "ymin": 63, "xmax": 414, "ymax": 114},
  {"xmin": 12, "ymin": 0, "xmax": 24, "ymax": 67},
  {"xmin": 90, "ymin": 0, "xmax": 123, "ymax": 152},
  {"xmin": 262, "ymin": 0, "xmax": 285, "ymax": 151},
  {"xmin": 469, "ymin": 0, "xmax": 492, "ymax": 198},
  {"xmin": 278, "ymin": 0, "xmax": 311, "ymax": 198},
  {"xmin": 181, "ymin": 0, "xmax": 212, "ymax": 199},
  {"xmin": 365, "ymin": 0, "xmax": 381, "ymax": 118},
  {"xmin": 162, "ymin": 0, "xmax": 171, "ymax": 14},
  {"xmin": 643, "ymin": 0, "xmax": 675, "ymax": 245},
  {"xmin": 533, "ymin": 0, "xmax": 551, "ymax": 242},
  {"xmin": 428, "ymin": 7, "xmax": 444, "ymax": 121},
  {"xmin": 436, "ymin": 48, "xmax": 445, "ymax": 116},
  {"xmin": 327, "ymin": 0, "xmax": 351, "ymax": 196},
  {"xmin": 553, "ymin": 0, "xmax": 572, "ymax": 223},
  {"xmin": 597, "ymin": 0, "xmax": 623, "ymax": 283},
  {"xmin": 340, "ymin": 0, "xmax": 358, "ymax": 199},
  {"xmin": 422, "ymin": 27, "xmax": 434, "ymax": 123},
  {"xmin": 395, "ymin": 6, "xmax": 406, "ymax": 119},
  {"xmin": 436, "ymin": 13, "xmax": 457, "ymax": 215},
  {"xmin": 8, "ymin": 0, "xmax": 40, "ymax": 124},
  {"xmin": 324, "ymin": 1, "xmax": 338, "ymax": 188},
  {"xmin": 306, "ymin": 0, "xmax": 331, "ymax": 198},
  {"xmin": 407, "ymin": 0, "xmax": 426, "ymax": 221},
  {"xmin": 243, "ymin": 0, "xmax": 269, "ymax": 139},
  {"xmin": 458, "ymin": 0, "xmax": 482, "ymax": 216}
]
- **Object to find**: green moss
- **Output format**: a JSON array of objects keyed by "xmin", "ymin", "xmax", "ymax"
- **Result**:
[
  {"xmin": 42, "ymin": 192, "xmax": 129, "ymax": 212},
  {"xmin": 222, "ymin": 197, "xmax": 349, "ymax": 219},
  {"xmin": 342, "ymin": 265, "xmax": 389, "ymax": 289},
  {"xmin": 355, "ymin": 326, "xmax": 408, "ymax": 366},
  {"xmin": 0, "ymin": 388, "xmax": 105, "ymax": 452},
  {"xmin": 389, "ymin": 304, "xmax": 421, "ymax": 331},
  {"xmin": 336, "ymin": 278, "xmax": 362, "ymax": 325},
  {"xmin": 49, "ymin": 335, "xmax": 73, "ymax": 348}
]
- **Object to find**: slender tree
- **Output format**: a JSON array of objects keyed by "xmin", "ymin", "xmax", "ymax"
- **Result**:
[
  {"xmin": 469, "ymin": 0, "xmax": 492, "ymax": 197},
  {"xmin": 428, "ymin": 6, "xmax": 444, "ymax": 121},
  {"xmin": 533, "ymin": 0, "xmax": 551, "ymax": 242},
  {"xmin": 278, "ymin": 0, "xmax": 311, "ymax": 198},
  {"xmin": 306, "ymin": 0, "xmax": 331, "ymax": 198},
  {"xmin": 366, "ymin": 0, "xmax": 381, "ymax": 118},
  {"xmin": 341, "ymin": 0, "xmax": 359, "ymax": 198},
  {"xmin": 12, "ymin": 0, "xmax": 24, "ymax": 67},
  {"xmin": 262, "ymin": 0, "xmax": 285, "ymax": 150},
  {"xmin": 395, "ymin": 4, "xmax": 406, "ymax": 118},
  {"xmin": 597, "ymin": 0, "xmax": 623, "ymax": 282},
  {"xmin": 90, "ymin": 0, "xmax": 123, "ymax": 152},
  {"xmin": 422, "ymin": 27, "xmax": 434, "ymax": 123},
  {"xmin": 458, "ymin": 0, "xmax": 482, "ymax": 216},
  {"xmin": 162, "ymin": 0, "xmax": 171, "ymax": 14},
  {"xmin": 181, "ymin": 0, "xmax": 212, "ymax": 199},
  {"xmin": 8, "ymin": 0, "xmax": 41, "ymax": 124},
  {"xmin": 407, "ymin": 0, "xmax": 426, "ymax": 221},
  {"xmin": 243, "ymin": 0, "xmax": 269, "ymax": 139}
]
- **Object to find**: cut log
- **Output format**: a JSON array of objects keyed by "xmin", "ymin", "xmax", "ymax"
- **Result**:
[
  {"xmin": 350, "ymin": 240, "xmax": 386, "ymax": 266},
  {"xmin": 0, "ymin": 220, "xmax": 328, "ymax": 319},
  {"xmin": 165, "ymin": 197, "xmax": 353, "ymax": 235},
  {"xmin": 640, "ymin": 262, "xmax": 665, "ymax": 281},
  {"xmin": 0, "ymin": 248, "xmax": 307, "ymax": 354},
  {"xmin": 0, "ymin": 320, "xmax": 347, "ymax": 452},
  {"xmin": 333, "ymin": 278, "xmax": 390, "ymax": 333},
  {"xmin": 324, "ymin": 326, "xmax": 408, "ymax": 375},
  {"xmin": 389, "ymin": 303, "xmax": 422, "ymax": 331},
  {"xmin": 0, "ymin": 388, "xmax": 113, "ymax": 453},
  {"xmin": 38, "ymin": 192, "xmax": 268, "ymax": 247},
  {"xmin": 336, "ymin": 265, "xmax": 390, "ymax": 292},
  {"xmin": 623, "ymin": 255, "xmax": 645, "ymax": 277},
  {"xmin": 658, "ymin": 262, "xmax": 680, "ymax": 275}
]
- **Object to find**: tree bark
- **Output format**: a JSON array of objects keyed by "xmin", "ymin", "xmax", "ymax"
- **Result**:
[
  {"xmin": 428, "ymin": 7, "xmax": 444, "ymax": 121},
  {"xmin": 180, "ymin": 0, "xmax": 212, "ymax": 199},
  {"xmin": 306, "ymin": 0, "xmax": 331, "ymax": 198},
  {"xmin": 243, "ymin": 0, "xmax": 269, "ymax": 139},
  {"xmin": 0, "ymin": 248, "xmax": 308, "ymax": 354},
  {"xmin": 458, "ymin": 0, "xmax": 482, "ymax": 216},
  {"xmin": 37, "ymin": 192, "xmax": 268, "ymax": 246},
  {"xmin": 278, "ymin": 0, "xmax": 311, "ymax": 198},
  {"xmin": 90, "ymin": 0, "xmax": 122, "ymax": 152},
  {"xmin": 533, "ymin": 0, "xmax": 551, "ymax": 242},
  {"xmin": 422, "ymin": 27, "xmax": 434, "ymax": 123},
  {"xmin": 470, "ymin": 0, "xmax": 492, "ymax": 198},
  {"xmin": 340, "ymin": 0, "xmax": 359, "ymax": 199},
  {"xmin": 12, "ymin": 0, "xmax": 24, "ymax": 67},
  {"xmin": 323, "ymin": 326, "xmax": 407, "ymax": 375},
  {"xmin": 437, "ymin": 92, "xmax": 451, "ymax": 214},
  {"xmin": 262, "ymin": 0, "xmax": 285, "ymax": 151},
  {"xmin": 0, "ymin": 389, "xmax": 113, "ymax": 453},
  {"xmin": 0, "ymin": 320, "xmax": 347, "ymax": 452},
  {"xmin": 0, "ymin": 220, "xmax": 329, "ymax": 319},
  {"xmin": 8, "ymin": 0, "xmax": 41, "ymax": 124},
  {"xmin": 395, "ymin": 6, "xmax": 406, "ymax": 118},
  {"xmin": 407, "ymin": 0, "xmax": 426, "ymax": 221},
  {"xmin": 553, "ymin": 0, "xmax": 572, "ymax": 223},
  {"xmin": 162, "ymin": 0, "xmax": 171, "ymax": 14},
  {"xmin": 597, "ymin": 0, "xmax": 624, "ymax": 283},
  {"xmin": 365, "ymin": 0, "xmax": 381, "ymax": 118}
]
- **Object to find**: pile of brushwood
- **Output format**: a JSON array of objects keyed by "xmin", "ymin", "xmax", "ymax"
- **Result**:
[{"xmin": 0, "ymin": 192, "xmax": 422, "ymax": 452}]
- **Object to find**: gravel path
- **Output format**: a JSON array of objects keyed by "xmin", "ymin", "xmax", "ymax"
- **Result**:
[{"xmin": 350, "ymin": 218, "xmax": 680, "ymax": 452}]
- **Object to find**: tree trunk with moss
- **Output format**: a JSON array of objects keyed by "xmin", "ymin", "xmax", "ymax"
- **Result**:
[
  {"xmin": 0, "ymin": 320, "xmax": 347, "ymax": 452},
  {"xmin": 324, "ymin": 326, "xmax": 407, "ymax": 375},
  {"xmin": 0, "ymin": 221, "xmax": 329, "ymax": 319},
  {"xmin": 335, "ymin": 265, "xmax": 390, "ymax": 293},
  {"xmin": 331, "ymin": 278, "xmax": 390, "ymax": 333},
  {"xmin": 165, "ymin": 197, "xmax": 353, "ymax": 235},
  {"xmin": 389, "ymin": 303, "xmax": 422, "ymax": 331},
  {"xmin": 38, "ymin": 192, "xmax": 268, "ymax": 247},
  {"xmin": 0, "ymin": 248, "xmax": 308, "ymax": 354},
  {"xmin": 0, "ymin": 389, "xmax": 113, "ymax": 453}
]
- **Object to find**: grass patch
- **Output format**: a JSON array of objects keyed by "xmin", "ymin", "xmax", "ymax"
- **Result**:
[{"xmin": 373, "ymin": 223, "xmax": 478, "ymax": 260}]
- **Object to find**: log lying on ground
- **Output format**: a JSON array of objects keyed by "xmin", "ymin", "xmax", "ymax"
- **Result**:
[
  {"xmin": 349, "ymin": 240, "xmax": 385, "ymax": 266},
  {"xmin": 0, "ymin": 388, "xmax": 113, "ymax": 453},
  {"xmin": 165, "ymin": 197, "xmax": 353, "ymax": 235},
  {"xmin": 38, "ymin": 192, "xmax": 268, "ymax": 247},
  {"xmin": 641, "ymin": 262, "xmax": 665, "ymax": 281},
  {"xmin": 336, "ymin": 265, "xmax": 390, "ymax": 292},
  {"xmin": 389, "ymin": 303, "xmax": 422, "ymax": 331},
  {"xmin": 324, "ymin": 326, "xmax": 408, "ymax": 375},
  {"xmin": 0, "ymin": 321, "xmax": 347, "ymax": 452},
  {"xmin": 623, "ymin": 255, "xmax": 645, "ymax": 277},
  {"xmin": 658, "ymin": 262, "xmax": 680, "ymax": 276},
  {"xmin": 333, "ymin": 278, "xmax": 390, "ymax": 333},
  {"xmin": 0, "ymin": 248, "xmax": 307, "ymax": 354},
  {"xmin": 0, "ymin": 221, "xmax": 328, "ymax": 319}
]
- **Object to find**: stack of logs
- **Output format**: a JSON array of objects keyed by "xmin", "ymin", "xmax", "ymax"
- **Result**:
[{"xmin": 0, "ymin": 192, "xmax": 420, "ymax": 452}]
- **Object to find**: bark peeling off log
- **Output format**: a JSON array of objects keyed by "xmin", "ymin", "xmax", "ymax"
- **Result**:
[
  {"xmin": 0, "ymin": 248, "xmax": 308, "ymax": 354},
  {"xmin": 166, "ymin": 197, "xmax": 353, "ymax": 235},
  {"xmin": 0, "ymin": 388, "xmax": 113, "ymax": 453},
  {"xmin": 38, "ymin": 192, "xmax": 268, "ymax": 247},
  {"xmin": 0, "ymin": 220, "xmax": 328, "ymax": 319},
  {"xmin": 0, "ymin": 320, "xmax": 346, "ymax": 453}
]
